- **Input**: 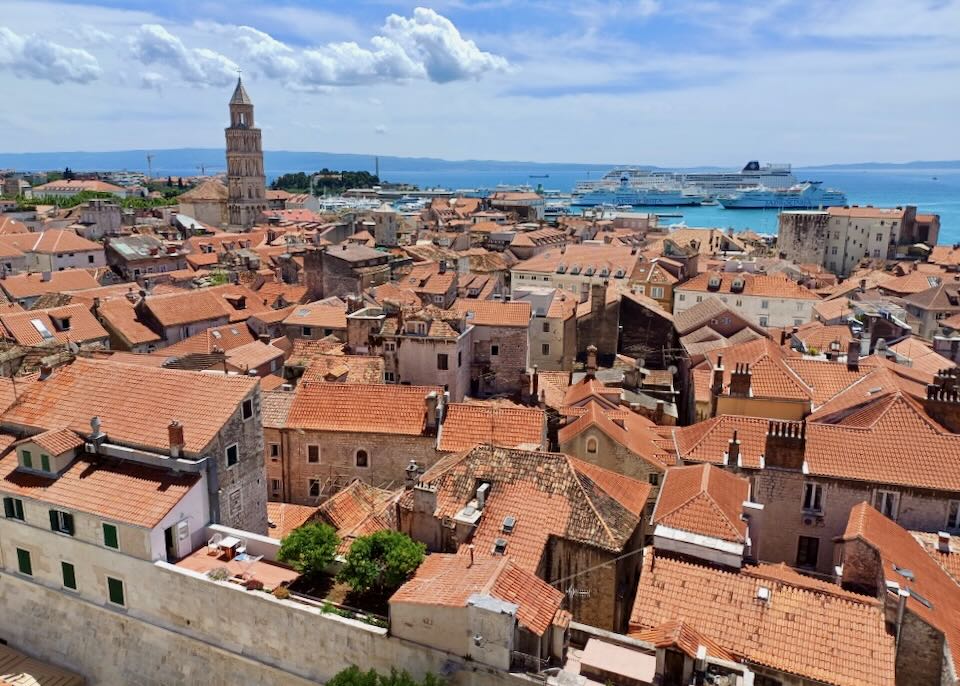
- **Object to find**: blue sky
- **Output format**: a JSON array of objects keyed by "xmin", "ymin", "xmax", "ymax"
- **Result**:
[{"xmin": 1, "ymin": 0, "xmax": 958, "ymax": 165}]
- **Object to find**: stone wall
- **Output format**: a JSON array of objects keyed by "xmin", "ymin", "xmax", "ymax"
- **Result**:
[
  {"xmin": 557, "ymin": 426, "xmax": 661, "ymax": 507},
  {"xmin": 896, "ymin": 611, "xmax": 946, "ymax": 686},
  {"xmin": 470, "ymin": 325, "xmax": 528, "ymax": 396},
  {"xmin": 777, "ymin": 212, "xmax": 829, "ymax": 266}
]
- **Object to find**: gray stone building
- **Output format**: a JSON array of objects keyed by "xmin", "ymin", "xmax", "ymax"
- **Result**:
[{"xmin": 225, "ymin": 77, "xmax": 267, "ymax": 229}]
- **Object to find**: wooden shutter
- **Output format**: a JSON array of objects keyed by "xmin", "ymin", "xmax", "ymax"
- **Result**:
[{"xmin": 2, "ymin": 497, "xmax": 13, "ymax": 518}]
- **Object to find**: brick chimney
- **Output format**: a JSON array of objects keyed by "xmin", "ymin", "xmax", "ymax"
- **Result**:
[
  {"xmin": 726, "ymin": 430, "xmax": 741, "ymax": 466},
  {"xmin": 729, "ymin": 363, "xmax": 752, "ymax": 397},
  {"xmin": 531, "ymin": 365, "xmax": 539, "ymax": 399},
  {"xmin": 764, "ymin": 420, "xmax": 806, "ymax": 470},
  {"xmin": 710, "ymin": 355, "xmax": 724, "ymax": 418},
  {"xmin": 924, "ymin": 368, "xmax": 960, "ymax": 433},
  {"xmin": 168, "ymin": 420, "xmax": 185, "ymax": 458},
  {"xmin": 847, "ymin": 339, "xmax": 860, "ymax": 372}
]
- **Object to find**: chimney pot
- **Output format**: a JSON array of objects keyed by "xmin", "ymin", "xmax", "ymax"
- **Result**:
[
  {"xmin": 168, "ymin": 420, "xmax": 185, "ymax": 457},
  {"xmin": 938, "ymin": 531, "xmax": 951, "ymax": 553},
  {"xmin": 39, "ymin": 364, "xmax": 53, "ymax": 380},
  {"xmin": 847, "ymin": 339, "xmax": 860, "ymax": 372}
]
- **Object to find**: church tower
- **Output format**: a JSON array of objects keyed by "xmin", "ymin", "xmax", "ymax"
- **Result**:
[{"xmin": 225, "ymin": 77, "xmax": 266, "ymax": 229}]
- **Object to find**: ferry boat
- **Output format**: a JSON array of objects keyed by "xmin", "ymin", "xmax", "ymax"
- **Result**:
[
  {"xmin": 718, "ymin": 182, "xmax": 848, "ymax": 209},
  {"xmin": 574, "ymin": 161, "xmax": 796, "ymax": 196},
  {"xmin": 572, "ymin": 176, "xmax": 705, "ymax": 207}
]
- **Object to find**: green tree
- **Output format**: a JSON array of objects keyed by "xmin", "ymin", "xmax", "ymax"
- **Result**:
[
  {"xmin": 277, "ymin": 522, "xmax": 339, "ymax": 579},
  {"xmin": 327, "ymin": 666, "xmax": 442, "ymax": 686},
  {"xmin": 63, "ymin": 166, "xmax": 75, "ymax": 180},
  {"xmin": 166, "ymin": 175, "xmax": 173, "ymax": 187},
  {"xmin": 338, "ymin": 530, "xmax": 425, "ymax": 594},
  {"xmin": 177, "ymin": 177, "xmax": 184, "ymax": 189}
]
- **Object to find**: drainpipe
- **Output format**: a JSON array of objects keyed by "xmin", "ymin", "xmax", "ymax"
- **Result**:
[
  {"xmin": 895, "ymin": 588, "xmax": 910, "ymax": 648},
  {"xmin": 205, "ymin": 455, "xmax": 221, "ymax": 525}
]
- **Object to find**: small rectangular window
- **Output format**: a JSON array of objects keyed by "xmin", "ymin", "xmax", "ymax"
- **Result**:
[
  {"xmin": 648, "ymin": 473, "xmax": 660, "ymax": 486},
  {"xmin": 225, "ymin": 444, "xmax": 239, "ymax": 467},
  {"xmin": 802, "ymin": 483, "xmax": 823, "ymax": 513},
  {"xmin": 437, "ymin": 353, "xmax": 449, "ymax": 371},
  {"xmin": 759, "ymin": 316, "xmax": 768, "ymax": 327},
  {"xmin": 21, "ymin": 449, "xmax": 32, "ymax": 469},
  {"xmin": 41, "ymin": 454, "xmax": 50, "ymax": 472},
  {"xmin": 308, "ymin": 479, "xmax": 321, "ymax": 498},
  {"xmin": 457, "ymin": 351, "xmax": 462, "ymax": 367},
  {"xmin": 948, "ymin": 501, "xmax": 960, "ymax": 531},
  {"xmin": 302, "ymin": 326, "xmax": 312, "ymax": 336},
  {"xmin": 50, "ymin": 509, "xmax": 74, "ymax": 535},
  {"xmin": 678, "ymin": 293, "xmax": 685, "ymax": 301},
  {"xmin": 307, "ymin": 445, "xmax": 320, "ymax": 463},
  {"xmin": 384, "ymin": 371, "xmax": 396, "ymax": 382},
  {"xmin": 107, "ymin": 577, "xmax": 125, "ymax": 606},
  {"xmin": 270, "ymin": 478, "xmax": 282, "ymax": 495},
  {"xmin": 651, "ymin": 286, "xmax": 664, "ymax": 299},
  {"xmin": 269, "ymin": 443, "xmax": 280, "ymax": 458},
  {"xmin": 541, "ymin": 343, "xmax": 550, "ymax": 355},
  {"xmin": 16, "ymin": 548, "xmax": 32, "ymax": 576},
  {"xmin": 242, "ymin": 399, "xmax": 253, "ymax": 420},
  {"xmin": 491, "ymin": 344, "xmax": 500, "ymax": 356},
  {"xmin": 384, "ymin": 341, "xmax": 396, "ymax": 352},
  {"xmin": 542, "ymin": 321, "xmax": 550, "ymax": 333},
  {"xmin": 874, "ymin": 490, "xmax": 899, "ymax": 519},
  {"xmin": 103, "ymin": 523, "xmax": 119, "ymax": 549},
  {"xmin": 3, "ymin": 496, "xmax": 24, "ymax": 520},
  {"xmin": 761, "ymin": 300, "xmax": 769, "ymax": 309},
  {"xmin": 62, "ymin": 561, "xmax": 77, "ymax": 590},
  {"xmin": 796, "ymin": 535, "xmax": 819, "ymax": 568},
  {"xmin": 695, "ymin": 295, "xmax": 702, "ymax": 303}
]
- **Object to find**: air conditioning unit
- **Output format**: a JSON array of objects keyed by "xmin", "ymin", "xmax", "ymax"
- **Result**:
[{"xmin": 802, "ymin": 516, "xmax": 815, "ymax": 526}]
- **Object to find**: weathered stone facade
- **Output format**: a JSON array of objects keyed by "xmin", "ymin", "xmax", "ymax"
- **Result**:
[
  {"xmin": 558, "ymin": 427, "xmax": 662, "ymax": 508},
  {"xmin": 225, "ymin": 78, "xmax": 267, "ymax": 229}
]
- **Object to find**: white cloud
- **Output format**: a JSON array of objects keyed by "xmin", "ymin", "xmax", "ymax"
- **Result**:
[
  {"xmin": 0, "ymin": 26, "xmax": 100, "ymax": 84},
  {"xmin": 381, "ymin": 7, "xmax": 508, "ymax": 83},
  {"xmin": 216, "ymin": 7, "xmax": 506, "ymax": 89},
  {"xmin": 70, "ymin": 23, "xmax": 114, "ymax": 44},
  {"xmin": 140, "ymin": 71, "xmax": 164, "ymax": 91},
  {"xmin": 375, "ymin": 124, "xmax": 388, "ymax": 134},
  {"xmin": 131, "ymin": 24, "xmax": 237, "ymax": 87}
]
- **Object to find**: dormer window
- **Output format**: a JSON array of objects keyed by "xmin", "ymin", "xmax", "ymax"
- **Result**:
[
  {"xmin": 731, "ymin": 278, "xmax": 745, "ymax": 293},
  {"xmin": 708, "ymin": 276, "xmax": 721, "ymax": 290}
]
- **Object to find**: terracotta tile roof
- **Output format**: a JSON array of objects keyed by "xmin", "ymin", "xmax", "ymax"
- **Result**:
[
  {"xmin": 911, "ymin": 531, "xmax": 960, "ymax": 585},
  {"xmin": 737, "ymin": 354, "xmax": 813, "ymax": 401},
  {"xmin": 256, "ymin": 280, "xmax": 307, "ymax": 306},
  {"xmin": 391, "ymin": 554, "xmax": 564, "ymax": 636},
  {"xmin": 630, "ymin": 549, "xmax": 893, "ymax": 686},
  {"xmin": 0, "ymin": 375, "xmax": 37, "ymax": 414},
  {"xmin": 261, "ymin": 389, "xmax": 294, "ymax": 429},
  {"xmin": 438, "ymin": 404, "xmax": 545, "ymax": 452},
  {"xmin": 96, "ymin": 297, "xmax": 162, "ymax": 346},
  {"xmin": 452, "ymin": 299, "xmax": 531, "ymax": 327},
  {"xmin": 791, "ymin": 322, "xmax": 854, "ymax": 352},
  {"xmin": 0, "ymin": 303, "xmax": 108, "ymax": 346},
  {"xmin": 300, "ymin": 354, "xmax": 384, "ymax": 384},
  {"xmin": 674, "ymin": 296, "xmax": 759, "ymax": 336},
  {"xmin": 904, "ymin": 280, "xmax": 960, "ymax": 311},
  {"xmin": 887, "ymin": 337, "xmax": 955, "ymax": 375},
  {"xmin": 513, "ymin": 244, "xmax": 642, "ymax": 278},
  {"xmin": 813, "ymin": 297, "xmax": 854, "ymax": 323},
  {"xmin": 266, "ymin": 502, "xmax": 319, "ymax": 540},
  {"xmin": 406, "ymin": 445, "xmax": 649, "ymax": 571},
  {"xmin": 33, "ymin": 179, "xmax": 125, "ymax": 194},
  {"xmin": 143, "ymin": 289, "xmax": 233, "ymax": 328},
  {"xmin": 282, "ymin": 302, "xmax": 347, "ymax": 329},
  {"xmin": 562, "ymin": 377, "xmax": 621, "ymax": 408},
  {"xmin": 287, "ymin": 337, "xmax": 346, "ymax": 363},
  {"xmin": 317, "ymin": 479, "xmax": 397, "ymax": 552},
  {"xmin": 627, "ymin": 620, "xmax": 736, "ymax": 661},
  {"xmin": 0, "ymin": 269, "xmax": 100, "ymax": 301},
  {"xmin": 0, "ymin": 453, "xmax": 199, "ymax": 528},
  {"xmin": 24, "ymin": 427, "xmax": 84, "ymax": 456},
  {"xmin": 827, "ymin": 205, "xmax": 906, "ymax": 219},
  {"xmin": 25, "ymin": 229, "xmax": 102, "ymax": 254},
  {"xmin": 930, "ymin": 244, "xmax": 960, "ymax": 267},
  {"xmin": 806, "ymin": 365, "xmax": 928, "ymax": 420},
  {"xmin": 1, "ymin": 357, "xmax": 256, "ymax": 454},
  {"xmin": 806, "ymin": 392, "xmax": 960, "ymax": 491},
  {"xmin": 0, "ymin": 216, "xmax": 30, "ymax": 235},
  {"xmin": 783, "ymin": 358, "xmax": 873, "ymax": 406},
  {"xmin": 225, "ymin": 341, "xmax": 284, "ymax": 371},
  {"xmin": 653, "ymin": 464, "xmax": 749, "ymax": 543},
  {"xmin": 841, "ymin": 502, "xmax": 960, "ymax": 671},
  {"xmin": 178, "ymin": 179, "xmax": 228, "ymax": 201},
  {"xmin": 672, "ymin": 415, "xmax": 771, "ymax": 468},
  {"xmin": 679, "ymin": 272, "xmax": 820, "ymax": 300},
  {"xmin": 537, "ymin": 371, "xmax": 571, "ymax": 410},
  {"xmin": 286, "ymin": 382, "xmax": 441, "ymax": 435},
  {"xmin": 161, "ymin": 323, "xmax": 255, "ymax": 355},
  {"xmin": 557, "ymin": 400, "xmax": 674, "ymax": 469},
  {"xmin": 880, "ymin": 270, "xmax": 948, "ymax": 296}
]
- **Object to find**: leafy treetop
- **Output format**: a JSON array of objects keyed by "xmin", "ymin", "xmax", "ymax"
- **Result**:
[
  {"xmin": 277, "ymin": 522, "xmax": 339, "ymax": 579},
  {"xmin": 337, "ymin": 530, "xmax": 425, "ymax": 594}
]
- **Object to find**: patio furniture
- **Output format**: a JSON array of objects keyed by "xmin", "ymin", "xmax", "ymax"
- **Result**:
[
  {"xmin": 207, "ymin": 533, "xmax": 222, "ymax": 555},
  {"xmin": 217, "ymin": 535, "xmax": 241, "ymax": 560}
]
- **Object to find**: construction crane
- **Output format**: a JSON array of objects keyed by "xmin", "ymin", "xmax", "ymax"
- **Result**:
[{"xmin": 145, "ymin": 154, "xmax": 154, "ymax": 179}]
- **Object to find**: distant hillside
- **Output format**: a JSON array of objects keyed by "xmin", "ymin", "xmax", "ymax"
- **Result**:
[{"xmin": 799, "ymin": 160, "xmax": 960, "ymax": 171}]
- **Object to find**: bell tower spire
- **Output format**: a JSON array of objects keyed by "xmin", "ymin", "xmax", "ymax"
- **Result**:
[{"xmin": 225, "ymin": 74, "xmax": 265, "ymax": 229}]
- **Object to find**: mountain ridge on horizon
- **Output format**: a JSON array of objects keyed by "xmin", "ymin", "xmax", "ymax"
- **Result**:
[{"xmin": 1, "ymin": 148, "xmax": 958, "ymax": 174}]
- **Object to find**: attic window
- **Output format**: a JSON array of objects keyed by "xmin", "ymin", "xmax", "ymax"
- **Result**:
[
  {"xmin": 893, "ymin": 564, "xmax": 915, "ymax": 581},
  {"xmin": 493, "ymin": 538, "xmax": 508, "ymax": 555},
  {"xmin": 570, "ymin": 265, "xmax": 581, "ymax": 275},
  {"xmin": 30, "ymin": 319, "xmax": 55, "ymax": 340},
  {"xmin": 614, "ymin": 269, "xmax": 626, "ymax": 278},
  {"xmin": 502, "ymin": 516, "xmax": 516, "ymax": 534},
  {"xmin": 556, "ymin": 263, "xmax": 567, "ymax": 274},
  {"xmin": 212, "ymin": 331, "xmax": 222, "ymax": 339},
  {"xmin": 585, "ymin": 267, "xmax": 596, "ymax": 276},
  {"xmin": 599, "ymin": 268, "xmax": 609, "ymax": 277}
]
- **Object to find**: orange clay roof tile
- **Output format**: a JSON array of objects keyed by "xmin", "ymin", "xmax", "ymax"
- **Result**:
[
  {"xmin": 438, "ymin": 404, "xmax": 545, "ymax": 452},
  {"xmin": 286, "ymin": 382, "xmax": 442, "ymax": 435},
  {"xmin": 653, "ymin": 464, "xmax": 750, "ymax": 543}
]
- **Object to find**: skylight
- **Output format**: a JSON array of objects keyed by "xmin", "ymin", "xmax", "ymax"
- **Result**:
[{"xmin": 30, "ymin": 319, "xmax": 54, "ymax": 340}]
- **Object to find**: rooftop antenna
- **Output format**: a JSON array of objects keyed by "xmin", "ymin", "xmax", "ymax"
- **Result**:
[{"xmin": 146, "ymin": 154, "xmax": 154, "ymax": 179}]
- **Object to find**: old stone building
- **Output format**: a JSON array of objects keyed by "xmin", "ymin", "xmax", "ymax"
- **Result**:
[
  {"xmin": 275, "ymin": 382, "xmax": 445, "ymax": 503},
  {"xmin": 453, "ymin": 299, "xmax": 531, "ymax": 397},
  {"xmin": 399, "ymin": 445, "xmax": 650, "ymax": 631},
  {"xmin": 304, "ymin": 245, "xmax": 391, "ymax": 300},
  {"xmin": 513, "ymin": 287, "xmax": 578, "ymax": 372},
  {"xmin": 225, "ymin": 77, "xmax": 267, "ymax": 229}
]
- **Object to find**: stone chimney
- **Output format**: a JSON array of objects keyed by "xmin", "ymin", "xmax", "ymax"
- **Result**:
[
  {"xmin": 404, "ymin": 459, "xmax": 419, "ymax": 490},
  {"xmin": 924, "ymin": 368, "xmax": 960, "ymax": 433},
  {"xmin": 531, "ymin": 365, "xmax": 539, "ymax": 399},
  {"xmin": 654, "ymin": 400, "xmax": 665, "ymax": 425},
  {"xmin": 726, "ymin": 430, "xmax": 741, "ymax": 466},
  {"xmin": 729, "ymin": 362, "xmax": 752, "ymax": 397},
  {"xmin": 168, "ymin": 420, "xmax": 185, "ymax": 458},
  {"xmin": 439, "ymin": 260, "xmax": 447, "ymax": 274},
  {"xmin": 938, "ymin": 531, "xmax": 952, "ymax": 554},
  {"xmin": 258, "ymin": 333, "xmax": 271, "ymax": 344},
  {"xmin": 41, "ymin": 271, "xmax": 52, "ymax": 282},
  {"xmin": 847, "ymin": 339, "xmax": 860, "ymax": 372},
  {"xmin": 425, "ymin": 391, "xmax": 439, "ymax": 430},
  {"xmin": 38, "ymin": 364, "xmax": 53, "ymax": 380},
  {"xmin": 710, "ymin": 355, "xmax": 725, "ymax": 418},
  {"xmin": 764, "ymin": 421, "xmax": 806, "ymax": 470},
  {"xmin": 586, "ymin": 344, "xmax": 598, "ymax": 378}
]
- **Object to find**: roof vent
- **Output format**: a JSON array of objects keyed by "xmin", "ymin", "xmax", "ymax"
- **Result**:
[
  {"xmin": 502, "ymin": 515, "xmax": 516, "ymax": 533},
  {"xmin": 756, "ymin": 586, "xmax": 770, "ymax": 602},
  {"xmin": 893, "ymin": 564, "xmax": 915, "ymax": 581},
  {"xmin": 910, "ymin": 589, "xmax": 933, "ymax": 609},
  {"xmin": 493, "ymin": 538, "xmax": 507, "ymax": 555}
]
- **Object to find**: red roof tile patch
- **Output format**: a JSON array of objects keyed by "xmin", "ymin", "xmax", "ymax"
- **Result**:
[
  {"xmin": 653, "ymin": 464, "xmax": 749, "ymax": 542},
  {"xmin": 286, "ymin": 382, "xmax": 442, "ymax": 435},
  {"xmin": 438, "ymin": 404, "xmax": 545, "ymax": 452}
]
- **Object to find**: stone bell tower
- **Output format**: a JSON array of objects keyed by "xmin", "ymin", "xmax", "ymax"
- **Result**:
[{"xmin": 225, "ymin": 76, "xmax": 266, "ymax": 229}]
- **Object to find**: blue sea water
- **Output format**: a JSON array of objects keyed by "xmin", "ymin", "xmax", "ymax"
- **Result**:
[{"xmin": 370, "ymin": 166, "xmax": 960, "ymax": 244}]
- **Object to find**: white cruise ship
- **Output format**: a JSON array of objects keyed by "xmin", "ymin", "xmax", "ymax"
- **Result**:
[
  {"xmin": 572, "ymin": 176, "xmax": 705, "ymax": 207},
  {"xmin": 574, "ymin": 161, "xmax": 797, "ymax": 196}
]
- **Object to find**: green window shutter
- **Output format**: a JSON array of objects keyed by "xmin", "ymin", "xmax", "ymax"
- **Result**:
[
  {"xmin": 61, "ymin": 562, "xmax": 76, "ymax": 590},
  {"xmin": 16, "ymin": 548, "xmax": 31, "ymax": 576},
  {"xmin": 49, "ymin": 510, "xmax": 58, "ymax": 531},
  {"xmin": 22, "ymin": 450, "xmax": 31, "ymax": 468},
  {"xmin": 14, "ymin": 499, "xmax": 23, "ymax": 520},
  {"xmin": 2, "ymin": 497, "xmax": 12, "ymax": 518},
  {"xmin": 63, "ymin": 512, "xmax": 74, "ymax": 535},
  {"xmin": 40, "ymin": 454, "xmax": 50, "ymax": 472},
  {"xmin": 103, "ymin": 523, "xmax": 118, "ymax": 549},
  {"xmin": 107, "ymin": 577, "xmax": 125, "ymax": 606}
]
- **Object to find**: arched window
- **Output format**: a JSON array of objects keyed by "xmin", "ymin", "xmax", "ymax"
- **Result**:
[
  {"xmin": 586, "ymin": 437, "xmax": 598, "ymax": 455},
  {"xmin": 356, "ymin": 450, "xmax": 369, "ymax": 468}
]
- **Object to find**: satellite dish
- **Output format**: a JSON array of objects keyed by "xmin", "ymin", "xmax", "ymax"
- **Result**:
[
  {"xmin": 68, "ymin": 342, "xmax": 80, "ymax": 354},
  {"xmin": 668, "ymin": 365, "xmax": 678, "ymax": 375}
]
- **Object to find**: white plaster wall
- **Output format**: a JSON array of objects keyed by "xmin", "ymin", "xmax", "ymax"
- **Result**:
[
  {"xmin": 673, "ymin": 290, "xmax": 815, "ymax": 329},
  {"xmin": 147, "ymin": 476, "xmax": 210, "ymax": 561}
]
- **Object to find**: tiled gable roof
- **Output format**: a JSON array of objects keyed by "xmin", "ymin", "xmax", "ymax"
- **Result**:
[
  {"xmin": 672, "ymin": 415, "xmax": 771, "ymax": 469},
  {"xmin": 677, "ymin": 272, "xmax": 820, "ymax": 300},
  {"xmin": 286, "ymin": 382, "xmax": 441, "ymax": 435},
  {"xmin": 316, "ymin": 479, "xmax": 397, "ymax": 552},
  {"xmin": 628, "ymin": 620, "xmax": 736, "ymax": 661},
  {"xmin": 143, "ymin": 289, "xmax": 233, "ymax": 327},
  {"xmin": 438, "ymin": 404, "xmax": 545, "ymax": 452},
  {"xmin": 266, "ymin": 502, "xmax": 319, "ymax": 540},
  {"xmin": 160, "ymin": 322, "xmax": 254, "ymax": 355},
  {"xmin": 390, "ymin": 554, "xmax": 564, "ymax": 636},
  {"xmin": 408, "ymin": 445, "xmax": 648, "ymax": 570},
  {"xmin": 0, "ymin": 357, "xmax": 255, "ymax": 454},
  {"xmin": 452, "ymin": 299, "xmax": 531, "ymax": 327},
  {"xmin": 0, "ymin": 269, "xmax": 100, "ymax": 300},
  {"xmin": 557, "ymin": 400, "xmax": 674, "ymax": 470},
  {"xmin": 96, "ymin": 297, "xmax": 162, "ymax": 346},
  {"xmin": 0, "ymin": 303, "xmax": 108, "ymax": 347},
  {"xmin": 300, "ymin": 354, "xmax": 384, "ymax": 384},
  {"xmin": 0, "ymin": 453, "xmax": 199, "ymax": 528},
  {"xmin": 630, "ymin": 549, "xmax": 894, "ymax": 686},
  {"xmin": 653, "ymin": 464, "xmax": 749, "ymax": 543},
  {"xmin": 282, "ymin": 302, "xmax": 347, "ymax": 329},
  {"xmin": 261, "ymin": 389, "xmax": 294, "ymax": 429},
  {"xmin": 783, "ymin": 358, "xmax": 873, "ymax": 406},
  {"xmin": 25, "ymin": 427, "xmax": 84, "ymax": 456}
]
